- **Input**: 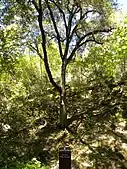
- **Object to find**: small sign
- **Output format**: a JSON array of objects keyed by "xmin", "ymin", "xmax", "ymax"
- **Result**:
[{"xmin": 59, "ymin": 146, "xmax": 71, "ymax": 169}]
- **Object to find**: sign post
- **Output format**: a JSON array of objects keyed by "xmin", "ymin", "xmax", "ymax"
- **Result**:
[{"xmin": 59, "ymin": 146, "xmax": 71, "ymax": 169}]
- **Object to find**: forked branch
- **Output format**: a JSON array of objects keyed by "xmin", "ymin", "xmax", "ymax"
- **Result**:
[{"xmin": 67, "ymin": 28, "xmax": 112, "ymax": 64}]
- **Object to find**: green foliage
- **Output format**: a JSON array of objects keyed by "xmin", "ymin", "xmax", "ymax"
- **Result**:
[
  {"xmin": 0, "ymin": 23, "xmax": 22, "ymax": 73},
  {"xmin": 0, "ymin": 53, "xmax": 57, "ymax": 168},
  {"xmin": 79, "ymin": 18, "xmax": 127, "ymax": 79},
  {"xmin": 5, "ymin": 158, "xmax": 50, "ymax": 169},
  {"xmin": 1, "ymin": 17, "xmax": 127, "ymax": 168}
]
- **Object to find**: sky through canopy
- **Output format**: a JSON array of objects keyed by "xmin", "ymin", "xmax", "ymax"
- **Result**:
[{"xmin": 118, "ymin": 0, "xmax": 127, "ymax": 12}]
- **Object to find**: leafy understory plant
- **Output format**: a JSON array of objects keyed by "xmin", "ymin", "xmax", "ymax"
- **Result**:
[{"xmin": 9, "ymin": 158, "xmax": 50, "ymax": 169}]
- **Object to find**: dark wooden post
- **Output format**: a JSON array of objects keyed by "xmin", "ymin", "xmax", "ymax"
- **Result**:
[{"xmin": 59, "ymin": 146, "xmax": 71, "ymax": 169}]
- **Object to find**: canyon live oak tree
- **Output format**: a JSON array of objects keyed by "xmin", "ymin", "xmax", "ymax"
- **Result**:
[{"xmin": 1, "ymin": 0, "xmax": 117, "ymax": 130}]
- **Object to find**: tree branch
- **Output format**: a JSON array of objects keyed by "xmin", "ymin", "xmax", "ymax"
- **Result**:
[
  {"xmin": 63, "ymin": 7, "xmax": 77, "ymax": 60},
  {"xmin": 32, "ymin": 0, "xmax": 61, "ymax": 93},
  {"xmin": 45, "ymin": 0, "xmax": 63, "ymax": 59},
  {"xmin": 29, "ymin": 43, "xmax": 43, "ymax": 59},
  {"xmin": 66, "ymin": 97, "xmax": 121, "ymax": 127},
  {"xmin": 50, "ymin": 0, "xmax": 68, "ymax": 32},
  {"xmin": 67, "ymin": 28, "xmax": 112, "ymax": 64},
  {"xmin": 32, "ymin": 0, "xmax": 39, "ymax": 12},
  {"xmin": 62, "ymin": 9, "xmax": 103, "ymax": 61},
  {"xmin": 70, "ymin": 9, "xmax": 101, "ymax": 43}
]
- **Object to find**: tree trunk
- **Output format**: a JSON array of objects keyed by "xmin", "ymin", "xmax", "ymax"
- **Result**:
[{"xmin": 60, "ymin": 61, "xmax": 67, "ymax": 129}]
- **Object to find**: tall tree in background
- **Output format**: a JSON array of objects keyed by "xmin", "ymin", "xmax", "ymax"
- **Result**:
[{"xmin": 1, "ymin": 0, "xmax": 117, "ymax": 129}]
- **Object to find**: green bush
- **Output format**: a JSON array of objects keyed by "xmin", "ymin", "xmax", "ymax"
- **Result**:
[{"xmin": 5, "ymin": 158, "xmax": 50, "ymax": 169}]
